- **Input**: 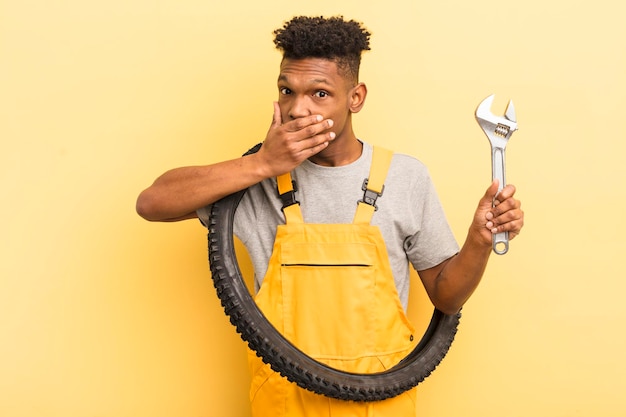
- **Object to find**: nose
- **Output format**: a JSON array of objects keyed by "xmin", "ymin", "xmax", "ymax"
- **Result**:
[{"xmin": 288, "ymin": 95, "xmax": 310, "ymax": 120}]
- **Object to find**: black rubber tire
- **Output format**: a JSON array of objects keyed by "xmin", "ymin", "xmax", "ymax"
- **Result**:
[{"xmin": 207, "ymin": 144, "xmax": 461, "ymax": 402}]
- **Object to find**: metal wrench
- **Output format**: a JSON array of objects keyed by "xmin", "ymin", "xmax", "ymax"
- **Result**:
[{"xmin": 475, "ymin": 94, "xmax": 518, "ymax": 255}]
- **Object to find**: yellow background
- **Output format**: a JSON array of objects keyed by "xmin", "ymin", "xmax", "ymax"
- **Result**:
[{"xmin": 1, "ymin": 0, "xmax": 625, "ymax": 416}]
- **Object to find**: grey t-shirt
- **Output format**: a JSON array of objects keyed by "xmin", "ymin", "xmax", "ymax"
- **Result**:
[{"xmin": 198, "ymin": 141, "xmax": 459, "ymax": 310}]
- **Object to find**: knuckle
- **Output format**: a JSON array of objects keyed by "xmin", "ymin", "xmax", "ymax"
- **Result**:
[
  {"xmin": 304, "ymin": 125, "xmax": 318, "ymax": 137},
  {"xmin": 299, "ymin": 118, "xmax": 313, "ymax": 129},
  {"xmin": 290, "ymin": 119, "xmax": 304, "ymax": 131}
]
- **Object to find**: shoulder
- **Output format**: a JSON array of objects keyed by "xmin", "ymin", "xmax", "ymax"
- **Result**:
[
  {"xmin": 362, "ymin": 142, "xmax": 427, "ymax": 174},
  {"xmin": 390, "ymin": 152, "xmax": 427, "ymax": 171},
  {"xmin": 388, "ymin": 151, "xmax": 431, "ymax": 185}
]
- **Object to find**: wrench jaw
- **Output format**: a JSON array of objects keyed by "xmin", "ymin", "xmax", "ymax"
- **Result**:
[
  {"xmin": 504, "ymin": 99, "xmax": 516, "ymax": 123},
  {"xmin": 475, "ymin": 94, "xmax": 496, "ymax": 121},
  {"xmin": 475, "ymin": 94, "xmax": 518, "ymax": 144}
]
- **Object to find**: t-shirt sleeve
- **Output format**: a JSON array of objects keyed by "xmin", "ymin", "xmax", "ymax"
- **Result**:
[
  {"xmin": 403, "ymin": 172, "xmax": 460, "ymax": 271},
  {"xmin": 196, "ymin": 205, "xmax": 211, "ymax": 228},
  {"xmin": 195, "ymin": 191, "xmax": 261, "ymax": 243}
]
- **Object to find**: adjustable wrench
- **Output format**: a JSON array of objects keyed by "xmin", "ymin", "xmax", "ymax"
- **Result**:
[{"xmin": 475, "ymin": 94, "xmax": 518, "ymax": 255}]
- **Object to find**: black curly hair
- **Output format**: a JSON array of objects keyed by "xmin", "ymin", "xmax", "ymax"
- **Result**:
[{"xmin": 273, "ymin": 16, "xmax": 371, "ymax": 83}]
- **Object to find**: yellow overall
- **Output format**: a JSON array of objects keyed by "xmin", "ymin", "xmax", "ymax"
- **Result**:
[{"xmin": 248, "ymin": 147, "xmax": 418, "ymax": 417}]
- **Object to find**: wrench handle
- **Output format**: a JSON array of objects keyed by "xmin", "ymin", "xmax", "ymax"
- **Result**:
[{"xmin": 491, "ymin": 146, "xmax": 509, "ymax": 255}]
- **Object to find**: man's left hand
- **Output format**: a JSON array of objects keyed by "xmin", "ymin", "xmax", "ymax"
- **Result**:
[{"xmin": 470, "ymin": 180, "xmax": 524, "ymax": 247}]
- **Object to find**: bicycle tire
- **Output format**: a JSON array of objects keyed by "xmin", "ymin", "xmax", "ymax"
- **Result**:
[{"xmin": 207, "ymin": 144, "xmax": 461, "ymax": 401}]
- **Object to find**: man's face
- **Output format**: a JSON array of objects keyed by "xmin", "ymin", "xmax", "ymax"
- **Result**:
[{"xmin": 277, "ymin": 58, "xmax": 356, "ymax": 141}]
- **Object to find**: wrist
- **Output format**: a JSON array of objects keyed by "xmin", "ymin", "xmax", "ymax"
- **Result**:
[
  {"xmin": 465, "ymin": 227, "xmax": 493, "ymax": 254},
  {"xmin": 246, "ymin": 150, "xmax": 275, "ymax": 181}
]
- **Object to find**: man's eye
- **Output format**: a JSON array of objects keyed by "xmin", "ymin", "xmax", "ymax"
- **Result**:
[
  {"xmin": 280, "ymin": 87, "xmax": 292, "ymax": 95},
  {"xmin": 314, "ymin": 91, "xmax": 328, "ymax": 98}
]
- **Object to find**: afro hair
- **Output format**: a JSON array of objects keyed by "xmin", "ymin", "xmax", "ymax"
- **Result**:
[{"xmin": 273, "ymin": 16, "xmax": 371, "ymax": 82}]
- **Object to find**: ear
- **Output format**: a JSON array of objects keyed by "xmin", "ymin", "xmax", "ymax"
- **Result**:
[{"xmin": 349, "ymin": 82, "xmax": 367, "ymax": 113}]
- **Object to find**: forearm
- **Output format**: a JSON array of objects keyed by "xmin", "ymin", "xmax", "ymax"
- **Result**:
[
  {"xmin": 136, "ymin": 153, "xmax": 269, "ymax": 221},
  {"xmin": 419, "ymin": 181, "xmax": 524, "ymax": 314},
  {"xmin": 430, "ymin": 233, "xmax": 492, "ymax": 314}
]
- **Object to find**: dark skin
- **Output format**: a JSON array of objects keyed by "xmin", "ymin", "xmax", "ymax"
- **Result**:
[{"xmin": 136, "ymin": 57, "xmax": 524, "ymax": 314}]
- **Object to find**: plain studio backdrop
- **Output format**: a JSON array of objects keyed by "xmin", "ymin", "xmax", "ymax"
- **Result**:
[{"xmin": 1, "ymin": 1, "xmax": 625, "ymax": 416}]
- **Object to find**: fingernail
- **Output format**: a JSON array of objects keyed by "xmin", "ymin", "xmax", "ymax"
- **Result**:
[
  {"xmin": 327, "ymin": 119, "xmax": 334, "ymax": 127},
  {"xmin": 329, "ymin": 132, "xmax": 336, "ymax": 139},
  {"xmin": 316, "ymin": 115, "xmax": 323, "ymax": 122},
  {"xmin": 486, "ymin": 212, "xmax": 493, "ymax": 220}
]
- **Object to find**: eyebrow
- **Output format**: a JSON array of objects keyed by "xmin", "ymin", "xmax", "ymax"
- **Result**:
[{"xmin": 278, "ymin": 74, "xmax": 333, "ymax": 87}]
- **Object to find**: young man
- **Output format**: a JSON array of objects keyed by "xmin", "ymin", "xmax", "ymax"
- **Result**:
[{"xmin": 137, "ymin": 15, "xmax": 524, "ymax": 417}]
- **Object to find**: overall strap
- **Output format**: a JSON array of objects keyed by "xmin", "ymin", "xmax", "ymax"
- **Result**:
[
  {"xmin": 277, "ymin": 173, "xmax": 303, "ymax": 224},
  {"xmin": 353, "ymin": 146, "xmax": 394, "ymax": 224}
]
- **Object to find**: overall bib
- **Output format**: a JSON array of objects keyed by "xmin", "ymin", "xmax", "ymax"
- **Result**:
[{"xmin": 248, "ymin": 147, "xmax": 418, "ymax": 417}]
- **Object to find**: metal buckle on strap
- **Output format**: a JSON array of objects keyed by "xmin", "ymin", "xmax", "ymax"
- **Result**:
[
  {"xmin": 278, "ymin": 180, "xmax": 299, "ymax": 210},
  {"xmin": 358, "ymin": 179, "xmax": 384, "ymax": 211}
]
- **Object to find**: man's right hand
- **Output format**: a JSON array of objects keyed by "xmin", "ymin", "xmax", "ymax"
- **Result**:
[
  {"xmin": 136, "ymin": 102, "xmax": 335, "ymax": 222},
  {"xmin": 255, "ymin": 102, "xmax": 335, "ymax": 177}
]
